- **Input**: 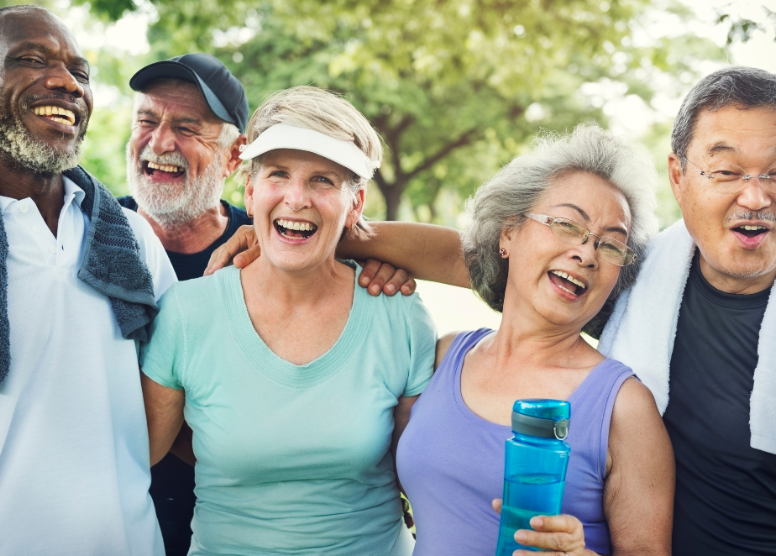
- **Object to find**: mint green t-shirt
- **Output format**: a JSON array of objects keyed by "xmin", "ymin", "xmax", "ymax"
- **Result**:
[{"xmin": 140, "ymin": 263, "xmax": 436, "ymax": 556}]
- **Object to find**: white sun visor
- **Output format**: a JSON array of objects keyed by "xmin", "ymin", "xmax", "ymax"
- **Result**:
[{"xmin": 239, "ymin": 123, "xmax": 380, "ymax": 180}]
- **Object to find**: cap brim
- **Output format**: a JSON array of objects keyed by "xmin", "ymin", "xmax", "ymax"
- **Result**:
[
  {"xmin": 129, "ymin": 61, "xmax": 237, "ymax": 128},
  {"xmin": 239, "ymin": 123, "xmax": 379, "ymax": 180}
]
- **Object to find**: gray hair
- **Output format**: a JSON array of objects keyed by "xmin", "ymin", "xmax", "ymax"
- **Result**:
[
  {"xmin": 463, "ymin": 124, "xmax": 659, "ymax": 336},
  {"xmin": 242, "ymin": 86, "xmax": 383, "ymax": 239},
  {"xmin": 672, "ymin": 66, "xmax": 776, "ymax": 169},
  {"xmin": 216, "ymin": 122, "xmax": 241, "ymax": 150}
]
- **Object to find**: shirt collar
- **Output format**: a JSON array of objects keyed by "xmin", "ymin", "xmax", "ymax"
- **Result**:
[{"xmin": 0, "ymin": 175, "xmax": 87, "ymax": 214}]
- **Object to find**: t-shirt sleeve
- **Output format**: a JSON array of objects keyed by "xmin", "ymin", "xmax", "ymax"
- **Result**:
[
  {"xmin": 139, "ymin": 287, "xmax": 185, "ymax": 390},
  {"xmin": 124, "ymin": 207, "xmax": 177, "ymax": 300},
  {"xmin": 404, "ymin": 295, "xmax": 437, "ymax": 397}
]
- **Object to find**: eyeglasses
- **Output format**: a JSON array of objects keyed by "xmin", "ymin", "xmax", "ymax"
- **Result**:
[
  {"xmin": 523, "ymin": 213, "xmax": 636, "ymax": 266},
  {"xmin": 683, "ymin": 157, "xmax": 776, "ymax": 195}
]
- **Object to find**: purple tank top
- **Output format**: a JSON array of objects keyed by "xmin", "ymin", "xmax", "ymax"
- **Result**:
[{"xmin": 396, "ymin": 329, "xmax": 634, "ymax": 556}]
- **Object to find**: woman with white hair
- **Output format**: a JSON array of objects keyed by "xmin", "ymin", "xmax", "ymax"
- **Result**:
[
  {"xmin": 206, "ymin": 125, "xmax": 675, "ymax": 554},
  {"xmin": 139, "ymin": 86, "xmax": 435, "ymax": 556}
]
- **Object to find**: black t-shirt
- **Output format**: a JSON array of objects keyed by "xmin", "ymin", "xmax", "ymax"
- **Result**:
[
  {"xmin": 118, "ymin": 196, "xmax": 251, "ymax": 556},
  {"xmin": 664, "ymin": 254, "xmax": 776, "ymax": 555},
  {"xmin": 118, "ymin": 196, "xmax": 252, "ymax": 281}
]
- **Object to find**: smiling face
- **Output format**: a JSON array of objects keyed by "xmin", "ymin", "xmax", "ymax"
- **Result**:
[
  {"xmin": 126, "ymin": 79, "xmax": 242, "ymax": 227},
  {"xmin": 0, "ymin": 7, "xmax": 92, "ymax": 175},
  {"xmin": 244, "ymin": 148, "xmax": 365, "ymax": 274},
  {"xmin": 669, "ymin": 105, "xmax": 776, "ymax": 294},
  {"xmin": 500, "ymin": 172, "xmax": 631, "ymax": 329}
]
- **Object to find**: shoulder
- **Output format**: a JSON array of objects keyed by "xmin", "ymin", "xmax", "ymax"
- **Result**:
[
  {"xmin": 435, "ymin": 332, "xmax": 459, "ymax": 370},
  {"xmin": 116, "ymin": 196, "xmax": 138, "ymax": 211},
  {"xmin": 224, "ymin": 201, "xmax": 252, "ymax": 228},
  {"xmin": 610, "ymin": 375, "xmax": 662, "ymax": 437},
  {"xmin": 123, "ymin": 208, "xmax": 177, "ymax": 299}
]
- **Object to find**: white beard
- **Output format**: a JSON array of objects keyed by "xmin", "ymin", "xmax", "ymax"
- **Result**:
[
  {"xmin": 126, "ymin": 144, "xmax": 226, "ymax": 229},
  {"xmin": 0, "ymin": 108, "xmax": 81, "ymax": 175}
]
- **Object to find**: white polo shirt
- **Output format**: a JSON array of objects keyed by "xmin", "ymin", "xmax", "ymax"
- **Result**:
[{"xmin": 0, "ymin": 177, "xmax": 176, "ymax": 556}]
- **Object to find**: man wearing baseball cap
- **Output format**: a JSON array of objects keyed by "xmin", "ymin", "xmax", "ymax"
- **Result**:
[{"xmin": 119, "ymin": 53, "xmax": 252, "ymax": 556}]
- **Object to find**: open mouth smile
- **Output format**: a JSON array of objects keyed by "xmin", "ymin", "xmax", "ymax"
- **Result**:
[
  {"xmin": 31, "ymin": 105, "xmax": 77, "ymax": 127},
  {"xmin": 731, "ymin": 223, "xmax": 771, "ymax": 248},
  {"xmin": 548, "ymin": 269, "xmax": 588, "ymax": 297},
  {"xmin": 143, "ymin": 161, "xmax": 186, "ymax": 179},
  {"xmin": 274, "ymin": 218, "xmax": 318, "ymax": 240}
]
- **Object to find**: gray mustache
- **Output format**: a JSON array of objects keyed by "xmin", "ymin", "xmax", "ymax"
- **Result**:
[
  {"xmin": 728, "ymin": 211, "xmax": 776, "ymax": 223},
  {"xmin": 137, "ymin": 145, "xmax": 189, "ymax": 170}
]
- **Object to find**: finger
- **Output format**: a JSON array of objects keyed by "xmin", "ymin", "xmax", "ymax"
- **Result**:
[
  {"xmin": 205, "ymin": 244, "xmax": 231, "ymax": 275},
  {"xmin": 234, "ymin": 245, "xmax": 262, "ymax": 268},
  {"xmin": 512, "ymin": 551, "xmax": 568, "ymax": 556},
  {"xmin": 367, "ymin": 262, "xmax": 397, "ymax": 296},
  {"xmin": 204, "ymin": 225, "xmax": 256, "ymax": 275},
  {"xmin": 382, "ymin": 268, "xmax": 411, "ymax": 296},
  {"xmin": 399, "ymin": 277, "xmax": 417, "ymax": 296},
  {"xmin": 529, "ymin": 514, "xmax": 580, "ymax": 533},
  {"xmin": 358, "ymin": 259, "xmax": 382, "ymax": 290},
  {"xmin": 492, "ymin": 499, "xmax": 503, "ymax": 514},
  {"xmin": 514, "ymin": 529, "xmax": 575, "ymax": 552}
]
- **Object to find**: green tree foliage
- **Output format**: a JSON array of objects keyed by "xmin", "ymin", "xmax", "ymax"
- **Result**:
[{"xmin": 3, "ymin": 0, "xmax": 721, "ymax": 223}]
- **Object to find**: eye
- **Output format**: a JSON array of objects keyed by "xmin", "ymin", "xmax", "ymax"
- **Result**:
[
  {"xmin": 71, "ymin": 69, "xmax": 90, "ymax": 84},
  {"xmin": 178, "ymin": 127, "xmax": 196, "ymax": 136},
  {"xmin": 313, "ymin": 176, "xmax": 335, "ymax": 186},
  {"xmin": 709, "ymin": 168, "xmax": 743, "ymax": 181},
  {"xmin": 268, "ymin": 170, "xmax": 288, "ymax": 179},
  {"xmin": 19, "ymin": 56, "xmax": 44, "ymax": 65}
]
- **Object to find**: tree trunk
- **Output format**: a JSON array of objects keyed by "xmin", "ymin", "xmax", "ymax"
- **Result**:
[{"xmin": 382, "ymin": 182, "xmax": 404, "ymax": 221}]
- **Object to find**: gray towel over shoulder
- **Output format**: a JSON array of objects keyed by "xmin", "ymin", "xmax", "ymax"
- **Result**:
[{"xmin": 0, "ymin": 166, "xmax": 158, "ymax": 385}]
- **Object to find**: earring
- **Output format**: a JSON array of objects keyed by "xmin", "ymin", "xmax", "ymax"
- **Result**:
[{"xmin": 499, "ymin": 247, "xmax": 508, "ymax": 258}]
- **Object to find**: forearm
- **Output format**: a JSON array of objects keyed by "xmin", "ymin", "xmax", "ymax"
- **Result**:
[
  {"xmin": 141, "ymin": 372, "xmax": 186, "ymax": 466},
  {"xmin": 338, "ymin": 222, "xmax": 470, "ymax": 288}
]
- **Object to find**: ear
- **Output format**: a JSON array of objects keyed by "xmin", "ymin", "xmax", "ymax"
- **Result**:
[
  {"xmin": 499, "ymin": 224, "xmax": 516, "ymax": 251},
  {"xmin": 667, "ymin": 152, "xmax": 685, "ymax": 206},
  {"xmin": 223, "ymin": 134, "xmax": 247, "ymax": 178},
  {"xmin": 345, "ymin": 187, "xmax": 366, "ymax": 229},
  {"xmin": 244, "ymin": 173, "xmax": 255, "ymax": 216}
]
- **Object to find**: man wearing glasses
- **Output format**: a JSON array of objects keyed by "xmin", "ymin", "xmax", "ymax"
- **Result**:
[{"xmin": 599, "ymin": 66, "xmax": 776, "ymax": 555}]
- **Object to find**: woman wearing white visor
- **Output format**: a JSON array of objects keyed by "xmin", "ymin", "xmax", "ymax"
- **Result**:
[{"xmin": 139, "ymin": 86, "xmax": 435, "ymax": 556}]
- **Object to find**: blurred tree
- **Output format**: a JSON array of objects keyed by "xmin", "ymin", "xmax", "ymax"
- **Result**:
[{"xmin": 4, "ymin": 0, "xmax": 722, "ymax": 221}]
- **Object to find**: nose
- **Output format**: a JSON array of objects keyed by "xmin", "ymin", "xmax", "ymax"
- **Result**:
[
  {"xmin": 736, "ymin": 178, "xmax": 774, "ymax": 212},
  {"xmin": 285, "ymin": 177, "xmax": 312, "ymax": 212},
  {"xmin": 570, "ymin": 234, "xmax": 599, "ymax": 269},
  {"xmin": 147, "ymin": 122, "xmax": 177, "ymax": 155},
  {"xmin": 44, "ymin": 64, "xmax": 85, "ymax": 98}
]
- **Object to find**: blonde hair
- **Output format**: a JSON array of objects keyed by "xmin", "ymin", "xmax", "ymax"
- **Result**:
[{"xmin": 242, "ymin": 86, "xmax": 382, "ymax": 238}]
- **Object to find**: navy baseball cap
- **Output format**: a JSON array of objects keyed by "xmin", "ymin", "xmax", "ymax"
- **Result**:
[{"xmin": 129, "ymin": 53, "xmax": 249, "ymax": 133}]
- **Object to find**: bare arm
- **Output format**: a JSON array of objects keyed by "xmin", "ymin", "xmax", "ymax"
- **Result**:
[
  {"xmin": 339, "ymin": 222, "xmax": 470, "ymax": 288},
  {"xmin": 141, "ymin": 372, "xmax": 186, "ymax": 466},
  {"xmin": 495, "ymin": 378, "xmax": 674, "ymax": 556},
  {"xmin": 604, "ymin": 378, "xmax": 675, "ymax": 555}
]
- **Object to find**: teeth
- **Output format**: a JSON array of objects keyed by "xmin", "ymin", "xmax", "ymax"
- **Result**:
[
  {"xmin": 147, "ymin": 161, "xmax": 182, "ymax": 173},
  {"xmin": 276, "ymin": 219, "xmax": 316, "ymax": 232},
  {"xmin": 740, "ymin": 225, "xmax": 766, "ymax": 231},
  {"xmin": 550, "ymin": 270, "xmax": 586, "ymax": 290},
  {"xmin": 32, "ymin": 106, "xmax": 75, "ymax": 125}
]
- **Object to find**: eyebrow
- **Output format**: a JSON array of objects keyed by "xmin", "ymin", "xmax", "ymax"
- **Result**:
[
  {"xmin": 551, "ymin": 202, "xmax": 628, "ymax": 236},
  {"xmin": 707, "ymin": 143, "xmax": 736, "ymax": 156}
]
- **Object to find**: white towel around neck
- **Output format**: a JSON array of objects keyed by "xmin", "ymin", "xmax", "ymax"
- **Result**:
[{"xmin": 599, "ymin": 219, "xmax": 776, "ymax": 455}]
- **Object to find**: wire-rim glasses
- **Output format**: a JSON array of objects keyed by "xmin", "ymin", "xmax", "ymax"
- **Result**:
[
  {"xmin": 682, "ymin": 157, "xmax": 776, "ymax": 195},
  {"xmin": 523, "ymin": 213, "xmax": 636, "ymax": 267}
]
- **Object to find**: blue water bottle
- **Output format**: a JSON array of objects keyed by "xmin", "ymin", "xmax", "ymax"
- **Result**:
[{"xmin": 495, "ymin": 399, "xmax": 571, "ymax": 555}]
